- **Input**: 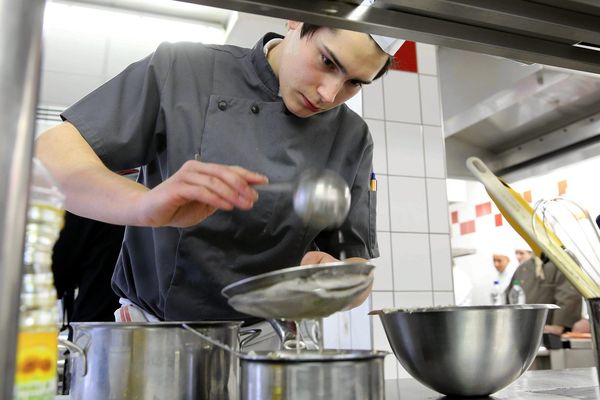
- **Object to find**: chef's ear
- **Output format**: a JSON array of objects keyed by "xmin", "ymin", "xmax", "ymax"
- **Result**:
[{"xmin": 287, "ymin": 20, "xmax": 301, "ymax": 31}]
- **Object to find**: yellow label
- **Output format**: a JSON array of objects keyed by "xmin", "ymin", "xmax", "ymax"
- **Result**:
[{"xmin": 14, "ymin": 331, "xmax": 57, "ymax": 400}]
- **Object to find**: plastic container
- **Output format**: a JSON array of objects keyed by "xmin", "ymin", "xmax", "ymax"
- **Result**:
[
  {"xmin": 490, "ymin": 280, "xmax": 505, "ymax": 305},
  {"xmin": 14, "ymin": 159, "xmax": 65, "ymax": 400},
  {"xmin": 508, "ymin": 280, "xmax": 526, "ymax": 305}
]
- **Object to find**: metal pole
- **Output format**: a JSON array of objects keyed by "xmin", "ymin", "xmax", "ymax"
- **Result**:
[{"xmin": 0, "ymin": 0, "xmax": 46, "ymax": 398}]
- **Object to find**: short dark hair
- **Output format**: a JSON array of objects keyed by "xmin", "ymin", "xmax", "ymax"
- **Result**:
[{"xmin": 299, "ymin": 23, "xmax": 394, "ymax": 80}]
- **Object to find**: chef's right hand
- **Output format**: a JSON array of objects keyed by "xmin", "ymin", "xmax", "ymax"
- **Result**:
[{"xmin": 136, "ymin": 160, "xmax": 268, "ymax": 228}]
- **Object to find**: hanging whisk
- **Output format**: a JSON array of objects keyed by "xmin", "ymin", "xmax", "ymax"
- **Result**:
[{"xmin": 532, "ymin": 197, "xmax": 600, "ymax": 297}]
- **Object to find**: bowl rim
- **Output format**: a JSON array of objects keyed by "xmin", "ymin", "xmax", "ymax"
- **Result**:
[{"xmin": 373, "ymin": 304, "xmax": 559, "ymax": 315}]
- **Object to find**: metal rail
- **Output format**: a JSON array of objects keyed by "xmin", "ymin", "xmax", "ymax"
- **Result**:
[
  {"xmin": 178, "ymin": 0, "xmax": 600, "ymax": 74},
  {"xmin": 0, "ymin": 0, "xmax": 46, "ymax": 398}
]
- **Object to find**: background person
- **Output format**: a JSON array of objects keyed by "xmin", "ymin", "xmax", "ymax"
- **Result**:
[
  {"xmin": 52, "ymin": 211, "xmax": 123, "ymax": 323},
  {"xmin": 492, "ymin": 248, "xmax": 518, "ymax": 293},
  {"xmin": 514, "ymin": 245, "xmax": 533, "ymax": 265},
  {"xmin": 509, "ymin": 253, "xmax": 582, "ymax": 335}
]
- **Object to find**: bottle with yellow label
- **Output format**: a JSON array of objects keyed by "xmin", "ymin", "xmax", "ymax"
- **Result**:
[{"xmin": 14, "ymin": 159, "xmax": 65, "ymax": 400}]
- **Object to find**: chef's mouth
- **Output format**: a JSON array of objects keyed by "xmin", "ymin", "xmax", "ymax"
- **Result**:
[{"xmin": 302, "ymin": 95, "xmax": 320, "ymax": 113}]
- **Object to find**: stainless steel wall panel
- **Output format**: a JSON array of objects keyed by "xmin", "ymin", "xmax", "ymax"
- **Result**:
[{"xmin": 0, "ymin": 1, "xmax": 46, "ymax": 399}]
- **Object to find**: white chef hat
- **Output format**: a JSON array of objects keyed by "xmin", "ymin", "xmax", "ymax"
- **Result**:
[
  {"xmin": 352, "ymin": 0, "xmax": 405, "ymax": 56},
  {"xmin": 513, "ymin": 235, "xmax": 533, "ymax": 253},
  {"xmin": 491, "ymin": 244, "xmax": 513, "ymax": 260}
]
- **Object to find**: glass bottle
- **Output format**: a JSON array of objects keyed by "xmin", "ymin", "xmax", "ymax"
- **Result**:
[{"xmin": 14, "ymin": 159, "xmax": 65, "ymax": 400}]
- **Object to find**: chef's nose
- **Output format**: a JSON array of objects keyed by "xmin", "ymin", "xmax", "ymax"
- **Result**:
[{"xmin": 317, "ymin": 76, "xmax": 344, "ymax": 104}]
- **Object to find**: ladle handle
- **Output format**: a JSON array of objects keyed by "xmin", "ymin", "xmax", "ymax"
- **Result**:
[
  {"xmin": 181, "ymin": 323, "xmax": 244, "ymax": 357},
  {"xmin": 254, "ymin": 182, "xmax": 294, "ymax": 192}
]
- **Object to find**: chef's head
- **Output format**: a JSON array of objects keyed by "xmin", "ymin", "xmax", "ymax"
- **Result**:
[
  {"xmin": 492, "ymin": 252, "xmax": 511, "ymax": 273},
  {"xmin": 269, "ymin": 21, "xmax": 403, "ymax": 118},
  {"xmin": 514, "ymin": 237, "xmax": 533, "ymax": 264}
]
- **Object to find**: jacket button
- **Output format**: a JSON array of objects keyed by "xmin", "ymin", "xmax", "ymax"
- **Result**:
[
  {"xmin": 251, "ymin": 104, "xmax": 260, "ymax": 114},
  {"xmin": 218, "ymin": 100, "xmax": 227, "ymax": 111}
]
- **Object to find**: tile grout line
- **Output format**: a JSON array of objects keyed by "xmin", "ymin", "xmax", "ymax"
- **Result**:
[
  {"xmin": 416, "ymin": 62, "xmax": 436, "ymax": 306},
  {"xmin": 381, "ymin": 74, "xmax": 399, "ymax": 381}
]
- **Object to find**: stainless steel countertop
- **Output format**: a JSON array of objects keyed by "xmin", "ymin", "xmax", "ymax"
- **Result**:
[
  {"xmin": 56, "ymin": 367, "xmax": 600, "ymax": 399},
  {"xmin": 386, "ymin": 367, "xmax": 600, "ymax": 399}
]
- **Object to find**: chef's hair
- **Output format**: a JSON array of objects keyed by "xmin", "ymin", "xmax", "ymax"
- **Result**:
[{"xmin": 299, "ymin": 23, "xmax": 393, "ymax": 80}]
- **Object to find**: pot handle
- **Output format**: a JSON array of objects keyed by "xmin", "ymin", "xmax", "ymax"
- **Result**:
[
  {"xmin": 239, "ymin": 328, "xmax": 261, "ymax": 348},
  {"xmin": 59, "ymin": 338, "xmax": 88, "ymax": 377},
  {"xmin": 182, "ymin": 323, "xmax": 244, "ymax": 357}
]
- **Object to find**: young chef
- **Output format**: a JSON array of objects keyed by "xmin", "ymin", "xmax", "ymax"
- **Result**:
[{"xmin": 35, "ymin": 20, "xmax": 402, "ymax": 336}]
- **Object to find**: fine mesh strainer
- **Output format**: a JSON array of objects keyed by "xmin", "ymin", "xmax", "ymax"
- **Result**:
[{"xmin": 221, "ymin": 261, "xmax": 374, "ymax": 320}]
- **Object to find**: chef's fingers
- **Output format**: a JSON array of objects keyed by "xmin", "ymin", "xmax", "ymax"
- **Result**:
[
  {"xmin": 227, "ymin": 165, "xmax": 269, "ymax": 185},
  {"xmin": 191, "ymin": 160, "xmax": 268, "ymax": 185},
  {"xmin": 179, "ymin": 162, "xmax": 257, "ymax": 209},
  {"xmin": 178, "ymin": 176, "xmax": 250, "ymax": 210},
  {"xmin": 175, "ymin": 183, "xmax": 236, "ymax": 211},
  {"xmin": 300, "ymin": 251, "xmax": 338, "ymax": 265},
  {"xmin": 192, "ymin": 158, "xmax": 267, "ymax": 186}
]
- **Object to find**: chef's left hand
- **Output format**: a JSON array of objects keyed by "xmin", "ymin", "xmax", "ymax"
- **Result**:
[
  {"xmin": 544, "ymin": 324, "xmax": 565, "ymax": 335},
  {"xmin": 300, "ymin": 251, "xmax": 337, "ymax": 265},
  {"xmin": 300, "ymin": 251, "xmax": 367, "ymax": 265},
  {"xmin": 300, "ymin": 251, "xmax": 372, "ymax": 309}
]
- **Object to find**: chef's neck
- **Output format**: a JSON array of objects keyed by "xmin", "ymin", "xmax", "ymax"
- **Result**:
[{"xmin": 265, "ymin": 38, "xmax": 282, "ymax": 79}]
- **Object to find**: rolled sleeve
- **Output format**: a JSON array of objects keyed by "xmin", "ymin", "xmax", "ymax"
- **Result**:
[{"xmin": 61, "ymin": 42, "xmax": 175, "ymax": 171}]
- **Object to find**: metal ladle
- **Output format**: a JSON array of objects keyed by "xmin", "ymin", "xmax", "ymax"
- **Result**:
[{"xmin": 258, "ymin": 169, "xmax": 351, "ymax": 229}]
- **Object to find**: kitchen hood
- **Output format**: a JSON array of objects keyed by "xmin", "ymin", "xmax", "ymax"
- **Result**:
[{"xmin": 440, "ymin": 47, "xmax": 600, "ymax": 178}]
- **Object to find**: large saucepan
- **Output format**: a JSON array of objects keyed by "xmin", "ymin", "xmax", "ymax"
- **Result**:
[
  {"xmin": 239, "ymin": 350, "xmax": 386, "ymax": 400},
  {"xmin": 66, "ymin": 321, "xmax": 241, "ymax": 400},
  {"xmin": 181, "ymin": 324, "xmax": 387, "ymax": 400}
]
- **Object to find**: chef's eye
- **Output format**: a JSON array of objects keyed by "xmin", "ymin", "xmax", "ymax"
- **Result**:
[
  {"xmin": 349, "ymin": 79, "xmax": 363, "ymax": 87},
  {"xmin": 321, "ymin": 55, "xmax": 335, "ymax": 69}
]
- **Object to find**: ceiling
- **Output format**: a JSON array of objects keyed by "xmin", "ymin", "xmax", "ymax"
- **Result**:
[{"xmin": 70, "ymin": 0, "xmax": 233, "ymax": 26}]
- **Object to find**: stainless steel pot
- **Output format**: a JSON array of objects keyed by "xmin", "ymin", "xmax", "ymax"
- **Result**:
[
  {"xmin": 239, "ymin": 350, "xmax": 387, "ymax": 400},
  {"xmin": 67, "ymin": 321, "xmax": 241, "ymax": 400}
]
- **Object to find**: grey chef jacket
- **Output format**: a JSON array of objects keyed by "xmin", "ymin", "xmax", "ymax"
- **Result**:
[
  {"xmin": 61, "ymin": 33, "xmax": 379, "ymax": 321},
  {"xmin": 509, "ymin": 257, "xmax": 582, "ymax": 328}
]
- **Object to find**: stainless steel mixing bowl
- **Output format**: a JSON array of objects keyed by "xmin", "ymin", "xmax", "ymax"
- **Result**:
[{"xmin": 374, "ymin": 304, "xmax": 558, "ymax": 397}]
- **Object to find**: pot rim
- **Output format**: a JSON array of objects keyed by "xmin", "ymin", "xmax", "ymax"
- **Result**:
[
  {"xmin": 239, "ymin": 349, "xmax": 388, "ymax": 362},
  {"xmin": 69, "ymin": 321, "xmax": 243, "ymax": 328}
]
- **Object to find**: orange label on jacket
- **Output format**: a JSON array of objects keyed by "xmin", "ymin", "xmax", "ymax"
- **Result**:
[{"xmin": 14, "ymin": 331, "xmax": 57, "ymax": 399}]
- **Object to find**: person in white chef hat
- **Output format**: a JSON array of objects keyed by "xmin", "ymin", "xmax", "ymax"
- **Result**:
[
  {"xmin": 492, "ymin": 245, "xmax": 519, "ymax": 292},
  {"xmin": 36, "ymin": 0, "xmax": 405, "ymax": 349},
  {"xmin": 513, "ymin": 236, "xmax": 534, "ymax": 266}
]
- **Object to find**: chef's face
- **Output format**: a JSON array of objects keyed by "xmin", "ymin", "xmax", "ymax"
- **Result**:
[
  {"xmin": 271, "ymin": 22, "xmax": 389, "ymax": 118},
  {"xmin": 515, "ymin": 249, "xmax": 532, "ymax": 264},
  {"xmin": 493, "ymin": 255, "xmax": 510, "ymax": 273}
]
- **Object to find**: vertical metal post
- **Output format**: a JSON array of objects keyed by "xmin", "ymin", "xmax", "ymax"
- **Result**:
[{"xmin": 0, "ymin": 0, "xmax": 46, "ymax": 398}]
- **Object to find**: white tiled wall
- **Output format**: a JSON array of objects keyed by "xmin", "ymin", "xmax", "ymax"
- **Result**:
[
  {"xmin": 323, "ymin": 46, "xmax": 452, "ymax": 382},
  {"xmin": 366, "ymin": 44, "xmax": 453, "ymax": 380}
]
